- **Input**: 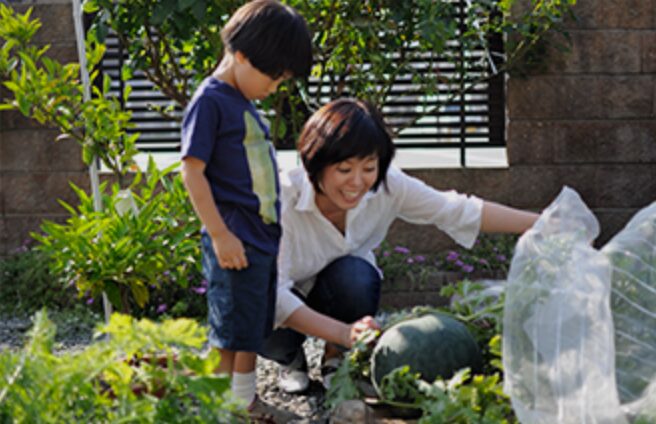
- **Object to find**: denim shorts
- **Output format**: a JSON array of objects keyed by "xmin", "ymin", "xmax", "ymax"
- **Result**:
[{"xmin": 201, "ymin": 233, "xmax": 276, "ymax": 352}]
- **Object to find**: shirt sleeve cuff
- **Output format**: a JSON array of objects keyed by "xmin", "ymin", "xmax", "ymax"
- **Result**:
[
  {"xmin": 446, "ymin": 195, "xmax": 484, "ymax": 249},
  {"xmin": 275, "ymin": 286, "xmax": 304, "ymax": 328}
]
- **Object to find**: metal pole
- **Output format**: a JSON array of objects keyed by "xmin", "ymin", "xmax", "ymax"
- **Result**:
[{"xmin": 71, "ymin": 0, "xmax": 112, "ymax": 324}]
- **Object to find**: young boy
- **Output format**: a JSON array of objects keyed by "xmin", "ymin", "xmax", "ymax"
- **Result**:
[{"xmin": 180, "ymin": 0, "xmax": 312, "ymax": 420}]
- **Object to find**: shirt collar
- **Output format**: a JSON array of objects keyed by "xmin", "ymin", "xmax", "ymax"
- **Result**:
[{"xmin": 295, "ymin": 171, "xmax": 318, "ymax": 212}]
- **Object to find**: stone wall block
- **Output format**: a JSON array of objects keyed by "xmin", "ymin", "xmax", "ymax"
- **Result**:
[
  {"xmin": 11, "ymin": 4, "xmax": 75, "ymax": 44},
  {"xmin": 0, "ymin": 172, "xmax": 4, "ymax": 215},
  {"xmin": 507, "ymin": 121, "xmax": 557, "ymax": 165},
  {"xmin": 594, "ymin": 208, "xmax": 645, "ymax": 246},
  {"xmin": 554, "ymin": 121, "xmax": 656, "ymax": 163},
  {"xmin": 644, "ymin": 32, "xmax": 656, "ymax": 73},
  {"xmin": 407, "ymin": 169, "xmax": 512, "ymax": 204},
  {"xmin": 387, "ymin": 220, "xmax": 459, "ymax": 254},
  {"xmin": 595, "ymin": 165, "xmax": 656, "ymax": 208},
  {"xmin": 1, "ymin": 129, "xmax": 84, "ymax": 172},
  {"xmin": 547, "ymin": 31, "xmax": 641, "ymax": 74},
  {"xmin": 3, "ymin": 172, "xmax": 89, "ymax": 214},
  {"xmin": 570, "ymin": 0, "xmax": 654, "ymax": 29},
  {"xmin": 2, "ymin": 215, "xmax": 68, "ymax": 255},
  {"xmin": 42, "ymin": 44, "xmax": 80, "ymax": 65},
  {"xmin": 0, "ymin": 218, "xmax": 6, "ymax": 256},
  {"xmin": 508, "ymin": 76, "xmax": 654, "ymax": 119},
  {"xmin": 0, "ymin": 110, "xmax": 53, "ymax": 131},
  {"xmin": 508, "ymin": 165, "xmax": 597, "ymax": 210}
]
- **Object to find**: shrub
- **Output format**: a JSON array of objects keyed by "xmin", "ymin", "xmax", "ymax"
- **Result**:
[
  {"xmin": 33, "ymin": 159, "xmax": 202, "ymax": 315},
  {"xmin": 0, "ymin": 246, "xmax": 76, "ymax": 314}
]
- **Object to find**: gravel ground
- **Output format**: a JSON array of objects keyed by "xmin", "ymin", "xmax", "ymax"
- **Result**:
[{"xmin": 0, "ymin": 314, "xmax": 331, "ymax": 422}]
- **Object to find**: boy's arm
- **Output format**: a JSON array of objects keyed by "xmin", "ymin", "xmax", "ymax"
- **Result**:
[
  {"xmin": 480, "ymin": 201, "xmax": 539, "ymax": 234},
  {"xmin": 181, "ymin": 157, "xmax": 248, "ymax": 270}
]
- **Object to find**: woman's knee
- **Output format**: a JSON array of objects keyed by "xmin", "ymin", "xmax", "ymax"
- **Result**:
[{"xmin": 311, "ymin": 256, "xmax": 381, "ymax": 319}]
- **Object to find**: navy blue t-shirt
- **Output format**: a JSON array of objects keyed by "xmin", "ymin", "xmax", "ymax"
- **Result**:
[{"xmin": 181, "ymin": 77, "xmax": 281, "ymax": 255}]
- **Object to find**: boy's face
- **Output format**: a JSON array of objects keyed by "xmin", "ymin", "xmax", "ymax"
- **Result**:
[{"xmin": 234, "ymin": 52, "xmax": 289, "ymax": 100}]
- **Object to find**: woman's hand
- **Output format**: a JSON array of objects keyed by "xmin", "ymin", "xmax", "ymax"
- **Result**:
[{"xmin": 346, "ymin": 316, "xmax": 380, "ymax": 348}]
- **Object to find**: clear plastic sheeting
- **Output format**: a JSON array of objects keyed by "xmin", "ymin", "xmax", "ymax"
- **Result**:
[
  {"xmin": 503, "ymin": 187, "xmax": 656, "ymax": 424},
  {"xmin": 602, "ymin": 201, "xmax": 656, "ymax": 419}
]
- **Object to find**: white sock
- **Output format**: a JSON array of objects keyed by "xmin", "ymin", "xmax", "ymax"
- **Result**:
[{"xmin": 232, "ymin": 371, "xmax": 257, "ymax": 404}]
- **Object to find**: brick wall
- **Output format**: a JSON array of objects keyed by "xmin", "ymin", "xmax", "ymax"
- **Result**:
[
  {"xmin": 388, "ymin": 0, "xmax": 656, "ymax": 251},
  {"xmin": 1, "ymin": 1, "xmax": 655, "ymax": 255},
  {"xmin": 0, "ymin": 1, "xmax": 88, "ymax": 256}
]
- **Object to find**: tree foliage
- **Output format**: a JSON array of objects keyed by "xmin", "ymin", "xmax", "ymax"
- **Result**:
[{"xmin": 83, "ymin": 0, "xmax": 577, "ymax": 145}]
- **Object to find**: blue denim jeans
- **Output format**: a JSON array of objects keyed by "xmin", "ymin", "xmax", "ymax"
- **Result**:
[{"xmin": 259, "ymin": 255, "xmax": 381, "ymax": 368}]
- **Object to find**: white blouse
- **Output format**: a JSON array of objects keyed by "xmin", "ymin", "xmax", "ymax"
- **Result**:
[{"xmin": 275, "ymin": 165, "xmax": 484, "ymax": 327}]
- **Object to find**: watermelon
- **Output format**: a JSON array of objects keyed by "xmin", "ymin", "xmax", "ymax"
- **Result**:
[{"xmin": 370, "ymin": 313, "xmax": 482, "ymax": 391}]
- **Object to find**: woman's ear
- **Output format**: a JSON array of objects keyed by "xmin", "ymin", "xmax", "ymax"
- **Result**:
[{"xmin": 234, "ymin": 50, "xmax": 247, "ymax": 64}]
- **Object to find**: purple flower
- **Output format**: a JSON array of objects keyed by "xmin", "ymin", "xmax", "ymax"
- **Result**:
[
  {"xmin": 478, "ymin": 258, "xmax": 489, "ymax": 266},
  {"xmin": 200, "ymin": 279, "xmax": 208, "ymax": 287},
  {"xmin": 393, "ymin": 246, "xmax": 410, "ymax": 255},
  {"xmin": 191, "ymin": 286, "xmax": 207, "ymax": 295},
  {"xmin": 163, "ymin": 271, "xmax": 171, "ymax": 277},
  {"xmin": 157, "ymin": 303, "xmax": 168, "ymax": 314},
  {"xmin": 13, "ymin": 246, "xmax": 28, "ymax": 254},
  {"xmin": 446, "ymin": 251, "xmax": 459, "ymax": 262},
  {"xmin": 414, "ymin": 255, "xmax": 426, "ymax": 263},
  {"xmin": 462, "ymin": 264, "xmax": 474, "ymax": 273},
  {"xmin": 86, "ymin": 297, "xmax": 94, "ymax": 305},
  {"xmin": 455, "ymin": 259, "xmax": 464, "ymax": 267},
  {"xmin": 496, "ymin": 254, "xmax": 507, "ymax": 262},
  {"xmin": 383, "ymin": 251, "xmax": 390, "ymax": 257},
  {"xmin": 406, "ymin": 258, "xmax": 415, "ymax": 264}
]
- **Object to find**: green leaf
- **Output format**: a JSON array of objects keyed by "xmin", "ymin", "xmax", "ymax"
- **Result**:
[
  {"xmin": 82, "ymin": 145, "xmax": 94, "ymax": 165},
  {"xmin": 129, "ymin": 282, "xmax": 149, "ymax": 308},
  {"xmin": 103, "ymin": 281, "xmax": 122, "ymax": 310},
  {"xmin": 151, "ymin": 0, "xmax": 176, "ymax": 25},
  {"xmin": 177, "ymin": 0, "xmax": 197, "ymax": 11},
  {"xmin": 82, "ymin": 0, "xmax": 99, "ymax": 13},
  {"xmin": 190, "ymin": 0, "xmax": 207, "ymax": 21}
]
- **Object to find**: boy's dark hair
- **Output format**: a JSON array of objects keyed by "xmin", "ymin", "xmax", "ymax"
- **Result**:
[
  {"xmin": 221, "ymin": 0, "xmax": 312, "ymax": 79},
  {"xmin": 298, "ymin": 98, "xmax": 396, "ymax": 194}
]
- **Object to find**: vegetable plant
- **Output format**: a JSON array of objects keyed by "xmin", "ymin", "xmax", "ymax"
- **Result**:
[
  {"xmin": 326, "ymin": 279, "xmax": 512, "ymax": 422},
  {"xmin": 0, "ymin": 310, "xmax": 246, "ymax": 423}
]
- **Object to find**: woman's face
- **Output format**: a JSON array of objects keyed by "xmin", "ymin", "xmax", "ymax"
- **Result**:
[{"xmin": 316, "ymin": 154, "xmax": 379, "ymax": 212}]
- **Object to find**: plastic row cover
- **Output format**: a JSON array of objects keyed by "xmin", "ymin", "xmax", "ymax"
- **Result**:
[{"xmin": 503, "ymin": 187, "xmax": 656, "ymax": 423}]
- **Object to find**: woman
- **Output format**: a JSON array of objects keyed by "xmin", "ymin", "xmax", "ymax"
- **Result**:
[{"xmin": 260, "ymin": 98, "xmax": 538, "ymax": 393}]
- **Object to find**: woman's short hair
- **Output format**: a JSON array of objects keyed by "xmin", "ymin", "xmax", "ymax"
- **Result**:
[
  {"xmin": 297, "ymin": 98, "xmax": 396, "ymax": 194},
  {"xmin": 221, "ymin": 0, "xmax": 312, "ymax": 79}
]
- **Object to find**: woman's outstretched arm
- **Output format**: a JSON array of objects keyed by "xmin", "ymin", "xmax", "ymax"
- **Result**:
[
  {"xmin": 283, "ymin": 305, "xmax": 379, "ymax": 349},
  {"xmin": 480, "ymin": 201, "xmax": 539, "ymax": 234}
]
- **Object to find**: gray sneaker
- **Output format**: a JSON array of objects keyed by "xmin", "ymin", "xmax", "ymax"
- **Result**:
[
  {"xmin": 321, "ymin": 357, "xmax": 341, "ymax": 391},
  {"xmin": 278, "ymin": 365, "xmax": 310, "ymax": 393},
  {"xmin": 248, "ymin": 395, "xmax": 301, "ymax": 424}
]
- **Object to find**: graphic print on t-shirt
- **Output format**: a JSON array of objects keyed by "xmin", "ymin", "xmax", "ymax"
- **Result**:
[{"xmin": 243, "ymin": 111, "xmax": 278, "ymax": 225}]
